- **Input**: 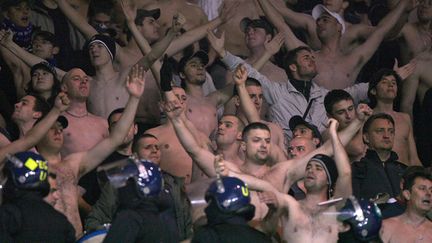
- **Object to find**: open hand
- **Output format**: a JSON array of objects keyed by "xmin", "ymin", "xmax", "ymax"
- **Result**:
[
  {"xmin": 264, "ymin": 33, "xmax": 285, "ymax": 56},
  {"xmin": 126, "ymin": 64, "xmax": 146, "ymax": 98},
  {"xmin": 207, "ymin": 29, "xmax": 225, "ymax": 57},
  {"xmin": 120, "ymin": 0, "xmax": 137, "ymax": 23}
]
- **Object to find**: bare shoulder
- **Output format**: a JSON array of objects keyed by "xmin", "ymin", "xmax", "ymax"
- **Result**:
[{"xmin": 63, "ymin": 151, "xmax": 85, "ymax": 175}]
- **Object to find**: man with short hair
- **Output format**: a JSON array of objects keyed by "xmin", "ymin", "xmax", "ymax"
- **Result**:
[
  {"xmin": 324, "ymin": 89, "xmax": 366, "ymax": 162},
  {"xmin": 178, "ymin": 50, "xmax": 235, "ymax": 137},
  {"xmin": 60, "ymin": 68, "xmax": 108, "ymax": 156},
  {"xmin": 380, "ymin": 168, "xmax": 432, "ymax": 243},
  {"xmin": 289, "ymin": 115, "xmax": 322, "ymax": 147},
  {"xmin": 368, "ymin": 69, "xmax": 421, "ymax": 166},
  {"xmin": 11, "ymin": 94, "xmax": 50, "ymax": 140},
  {"xmin": 352, "ymin": 113, "xmax": 407, "ymax": 203}
]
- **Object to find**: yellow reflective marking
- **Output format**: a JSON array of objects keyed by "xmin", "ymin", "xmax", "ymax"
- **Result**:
[
  {"xmin": 24, "ymin": 158, "xmax": 38, "ymax": 171},
  {"xmin": 241, "ymin": 186, "xmax": 249, "ymax": 196}
]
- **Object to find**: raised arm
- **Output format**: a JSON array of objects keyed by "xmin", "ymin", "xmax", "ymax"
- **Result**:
[
  {"xmin": 266, "ymin": 104, "xmax": 372, "ymax": 192},
  {"xmin": 235, "ymin": 64, "xmax": 261, "ymax": 123},
  {"xmin": 350, "ymin": 0, "xmax": 415, "ymax": 71},
  {"xmin": 257, "ymin": 0, "xmax": 307, "ymax": 50},
  {"xmin": 56, "ymin": 0, "xmax": 98, "ymax": 39},
  {"xmin": 164, "ymin": 93, "xmax": 217, "ymax": 177},
  {"xmin": 329, "ymin": 119, "xmax": 352, "ymax": 199},
  {"xmin": 252, "ymin": 33, "xmax": 284, "ymax": 71},
  {"xmin": 164, "ymin": 2, "xmax": 238, "ymax": 57},
  {"xmin": 0, "ymin": 93, "xmax": 70, "ymax": 168},
  {"xmin": 77, "ymin": 65, "xmax": 145, "ymax": 177},
  {"xmin": 0, "ymin": 30, "xmax": 66, "ymax": 80}
]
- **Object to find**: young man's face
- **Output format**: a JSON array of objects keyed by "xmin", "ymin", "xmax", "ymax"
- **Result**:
[
  {"xmin": 245, "ymin": 26, "xmax": 271, "ymax": 49},
  {"xmin": 316, "ymin": 13, "xmax": 341, "ymax": 38},
  {"xmin": 182, "ymin": 57, "xmax": 206, "ymax": 85},
  {"xmin": 292, "ymin": 49, "xmax": 317, "ymax": 79},
  {"xmin": 304, "ymin": 161, "xmax": 328, "ymax": 192},
  {"xmin": 418, "ymin": 0, "xmax": 432, "ymax": 21},
  {"xmin": 246, "ymin": 85, "xmax": 263, "ymax": 112},
  {"xmin": 329, "ymin": 99, "xmax": 356, "ymax": 129},
  {"xmin": 287, "ymin": 137, "xmax": 316, "ymax": 159},
  {"xmin": 90, "ymin": 12, "xmax": 111, "ymax": 30},
  {"xmin": 6, "ymin": 1, "xmax": 30, "ymax": 28},
  {"xmin": 172, "ymin": 87, "xmax": 187, "ymax": 108},
  {"xmin": 293, "ymin": 124, "xmax": 314, "ymax": 140},
  {"xmin": 136, "ymin": 136, "xmax": 161, "ymax": 164},
  {"xmin": 88, "ymin": 42, "xmax": 111, "ymax": 66},
  {"xmin": 138, "ymin": 17, "xmax": 160, "ymax": 43},
  {"xmin": 216, "ymin": 115, "xmax": 241, "ymax": 145},
  {"xmin": 31, "ymin": 68, "xmax": 54, "ymax": 93},
  {"xmin": 62, "ymin": 68, "xmax": 90, "ymax": 101},
  {"xmin": 242, "ymin": 128, "xmax": 271, "ymax": 165},
  {"xmin": 364, "ymin": 118, "xmax": 395, "ymax": 152},
  {"xmin": 32, "ymin": 36, "xmax": 58, "ymax": 59},
  {"xmin": 405, "ymin": 177, "xmax": 432, "ymax": 213},
  {"xmin": 12, "ymin": 95, "xmax": 40, "ymax": 122},
  {"xmin": 373, "ymin": 75, "xmax": 398, "ymax": 102},
  {"xmin": 38, "ymin": 122, "xmax": 65, "ymax": 151}
]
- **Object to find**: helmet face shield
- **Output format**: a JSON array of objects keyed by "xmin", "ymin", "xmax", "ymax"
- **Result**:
[
  {"xmin": 205, "ymin": 176, "xmax": 251, "ymax": 213},
  {"xmin": 338, "ymin": 196, "xmax": 382, "ymax": 241},
  {"xmin": 97, "ymin": 157, "xmax": 163, "ymax": 198}
]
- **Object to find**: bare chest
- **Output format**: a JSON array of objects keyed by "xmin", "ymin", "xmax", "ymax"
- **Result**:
[
  {"xmin": 186, "ymin": 97, "xmax": 217, "ymax": 136},
  {"xmin": 283, "ymin": 205, "xmax": 339, "ymax": 243},
  {"xmin": 314, "ymin": 54, "xmax": 356, "ymax": 89}
]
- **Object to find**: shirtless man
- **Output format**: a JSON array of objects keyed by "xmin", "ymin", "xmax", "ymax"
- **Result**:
[
  {"xmin": 225, "ymin": 119, "xmax": 353, "ymax": 243},
  {"xmin": 179, "ymin": 50, "xmax": 234, "ymax": 137},
  {"xmin": 138, "ymin": 0, "xmax": 209, "ymax": 34},
  {"xmin": 324, "ymin": 89, "xmax": 366, "ymax": 162},
  {"xmin": 258, "ymin": 0, "xmax": 415, "ymax": 89},
  {"xmin": 380, "ymin": 168, "xmax": 432, "ymax": 243},
  {"xmin": 11, "ymin": 94, "xmax": 49, "ymax": 139},
  {"xmin": 368, "ymin": 69, "xmax": 421, "ymax": 166},
  {"xmin": 146, "ymin": 86, "xmax": 210, "ymax": 183},
  {"xmin": 34, "ymin": 67, "xmax": 145, "ymax": 237},
  {"xmin": 59, "ymin": 68, "xmax": 108, "ymax": 156},
  {"xmin": 0, "ymin": 93, "xmax": 69, "ymax": 183},
  {"xmin": 397, "ymin": 0, "xmax": 432, "ymax": 64}
]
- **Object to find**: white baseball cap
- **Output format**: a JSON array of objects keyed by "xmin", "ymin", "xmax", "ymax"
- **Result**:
[{"xmin": 312, "ymin": 4, "xmax": 346, "ymax": 34}]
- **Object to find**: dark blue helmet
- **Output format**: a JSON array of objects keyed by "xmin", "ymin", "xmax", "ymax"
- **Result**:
[
  {"xmin": 6, "ymin": 151, "xmax": 49, "ymax": 192},
  {"xmin": 98, "ymin": 157, "xmax": 163, "ymax": 198},
  {"xmin": 205, "ymin": 176, "xmax": 252, "ymax": 213},
  {"xmin": 338, "ymin": 196, "xmax": 382, "ymax": 241}
]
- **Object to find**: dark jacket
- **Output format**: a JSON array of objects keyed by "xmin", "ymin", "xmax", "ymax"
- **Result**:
[
  {"xmin": 352, "ymin": 149, "xmax": 407, "ymax": 200},
  {"xmin": 85, "ymin": 172, "xmax": 192, "ymax": 240},
  {"xmin": 0, "ymin": 192, "xmax": 75, "ymax": 243}
]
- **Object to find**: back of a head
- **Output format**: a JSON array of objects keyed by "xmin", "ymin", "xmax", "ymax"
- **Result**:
[
  {"xmin": 205, "ymin": 176, "xmax": 255, "ymax": 221},
  {"xmin": 4, "ymin": 151, "xmax": 50, "ymax": 198},
  {"xmin": 338, "ymin": 196, "xmax": 382, "ymax": 241},
  {"xmin": 98, "ymin": 157, "xmax": 163, "ymax": 200}
]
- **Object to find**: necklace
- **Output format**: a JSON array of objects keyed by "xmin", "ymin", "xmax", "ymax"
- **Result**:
[{"xmin": 65, "ymin": 110, "xmax": 88, "ymax": 118}]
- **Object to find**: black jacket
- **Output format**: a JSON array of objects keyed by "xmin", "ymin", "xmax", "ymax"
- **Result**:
[{"xmin": 352, "ymin": 149, "xmax": 407, "ymax": 200}]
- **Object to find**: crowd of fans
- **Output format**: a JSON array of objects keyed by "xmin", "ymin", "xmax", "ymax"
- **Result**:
[{"xmin": 0, "ymin": 0, "xmax": 431, "ymax": 242}]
